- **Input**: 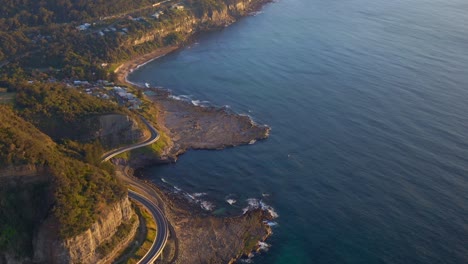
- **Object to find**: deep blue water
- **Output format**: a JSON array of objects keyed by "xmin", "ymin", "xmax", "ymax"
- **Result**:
[{"xmin": 129, "ymin": 0, "xmax": 468, "ymax": 263}]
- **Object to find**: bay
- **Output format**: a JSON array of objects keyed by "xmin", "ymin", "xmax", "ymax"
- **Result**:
[{"xmin": 129, "ymin": 0, "xmax": 468, "ymax": 263}]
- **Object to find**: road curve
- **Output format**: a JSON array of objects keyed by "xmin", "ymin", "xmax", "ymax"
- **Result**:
[
  {"xmin": 101, "ymin": 116, "xmax": 160, "ymax": 162},
  {"xmin": 100, "ymin": 116, "xmax": 168, "ymax": 263},
  {"xmin": 128, "ymin": 190, "xmax": 169, "ymax": 264}
]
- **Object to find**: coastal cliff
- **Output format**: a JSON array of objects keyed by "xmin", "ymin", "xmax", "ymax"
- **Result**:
[
  {"xmin": 129, "ymin": 0, "xmax": 271, "ymax": 47},
  {"xmin": 94, "ymin": 114, "xmax": 146, "ymax": 148},
  {"xmin": 33, "ymin": 197, "xmax": 137, "ymax": 264}
]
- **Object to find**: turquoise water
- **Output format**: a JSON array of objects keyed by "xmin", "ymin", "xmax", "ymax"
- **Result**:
[{"xmin": 129, "ymin": 0, "xmax": 468, "ymax": 263}]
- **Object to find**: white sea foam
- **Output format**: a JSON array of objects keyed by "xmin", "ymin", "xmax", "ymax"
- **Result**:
[
  {"xmin": 170, "ymin": 94, "xmax": 191, "ymax": 101},
  {"xmin": 258, "ymin": 241, "xmax": 271, "ymax": 251},
  {"xmin": 185, "ymin": 193, "xmax": 196, "ymax": 201},
  {"xmin": 191, "ymin": 100, "xmax": 201, "ymax": 106},
  {"xmin": 226, "ymin": 199, "xmax": 237, "ymax": 205},
  {"xmin": 174, "ymin": 186, "xmax": 182, "ymax": 192},
  {"xmin": 193, "ymin": 192, "xmax": 207, "ymax": 197},
  {"xmin": 242, "ymin": 198, "xmax": 279, "ymax": 219},
  {"xmin": 250, "ymin": 11, "xmax": 264, "ymax": 16},
  {"xmin": 161, "ymin": 178, "xmax": 168, "ymax": 183},
  {"xmin": 260, "ymin": 201, "xmax": 279, "ymax": 219},
  {"xmin": 200, "ymin": 201, "xmax": 215, "ymax": 211},
  {"xmin": 243, "ymin": 198, "xmax": 260, "ymax": 214},
  {"xmin": 249, "ymin": 140, "xmax": 256, "ymax": 145},
  {"xmin": 263, "ymin": 221, "xmax": 278, "ymax": 227}
]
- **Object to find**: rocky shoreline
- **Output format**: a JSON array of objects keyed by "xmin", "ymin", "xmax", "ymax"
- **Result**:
[
  {"xmin": 111, "ymin": 1, "xmax": 275, "ymax": 262},
  {"xmin": 112, "ymin": 163, "xmax": 276, "ymax": 264},
  {"xmin": 117, "ymin": 86, "xmax": 273, "ymax": 263}
]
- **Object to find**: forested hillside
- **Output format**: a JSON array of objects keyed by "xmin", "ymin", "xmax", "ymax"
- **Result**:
[
  {"xmin": 0, "ymin": 0, "xmax": 156, "ymax": 29},
  {"xmin": 0, "ymin": 103, "xmax": 126, "ymax": 259}
]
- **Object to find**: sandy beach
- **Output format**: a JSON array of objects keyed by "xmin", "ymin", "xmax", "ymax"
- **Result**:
[{"xmin": 114, "ymin": 45, "xmax": 180, "ymax": 86}]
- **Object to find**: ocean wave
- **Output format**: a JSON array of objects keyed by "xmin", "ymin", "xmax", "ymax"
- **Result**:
[
  {"xmin": 226, "ymin": 199, "xmax": 237, "ymax": 205},
  {"xmin": 242, "ymin": 198, "xmax": 279, "ymax": 219},
  {"xmin": 191, "ymin": 100, "xmax": 202, "ymax": 106},
  {"xmin": 200, "ymin": 200, "xmax": 215, "ymax": 211},
  {"xmin": 163, "ymin": 182, "xmax": 215, "ymax": 211},
  {"xmin": 258, "ymin": 241, "xmax": 271, "ymax": 251},
  {"xmin": 169, "ymin": 94, "xmax": 191, "ymax": 101},
  {"xmin": 260, "ymin": 200, "xmax": 279, "ymax": 219},
  {"xmin": 263, "ymin": 220, "xmax": 278, "ymax": 227},
  {"xmin": 250, "ymin": 11, "xmax": 264, "ymax": 16}
]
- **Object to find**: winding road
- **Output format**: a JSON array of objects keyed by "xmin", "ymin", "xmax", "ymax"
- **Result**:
[
  {"xmin": 101, "ymin": 116, "xmax": 168, "ymax": 264},
  {"xmin": 102, "ymin": 117, "xmax": 160, "ymax": 162}
]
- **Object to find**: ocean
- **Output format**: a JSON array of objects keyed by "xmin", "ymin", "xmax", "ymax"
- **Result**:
[{"xmin": 128, "ymin": 0, "xmax": 468, "ymax": 263}]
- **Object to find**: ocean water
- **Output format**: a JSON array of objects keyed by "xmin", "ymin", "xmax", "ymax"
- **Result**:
[{"xmin": 128, "ymin": 0, "xmax": 468, "ymax": 263}]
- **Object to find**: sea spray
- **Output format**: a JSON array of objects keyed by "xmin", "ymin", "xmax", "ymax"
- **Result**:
[{"xmin": 242, "ymin": 198, "xmax": 279, "ymax": 219}]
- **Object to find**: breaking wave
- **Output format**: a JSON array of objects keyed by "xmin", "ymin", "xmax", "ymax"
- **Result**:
[
  {"xmin": 263, "ymin": 221, "xmax": 278, "ymax": 227},
  {"xmin": 200, "ymin": 201, "xmax": 215, "ymax": 211},
  {"xmin": 258, "ymin": 241, "xmax": 271, "ymax": 251},
  {"xmin": 242, "ymin": 198, "xmax": 279, "ymax": 219},
  {"xmin": 226, "ymin": 199, "xmax": 237, "ymax": 205}
]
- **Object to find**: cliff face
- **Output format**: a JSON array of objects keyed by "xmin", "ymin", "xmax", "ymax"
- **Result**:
[
  {"xmin": 33, "ymin": 197, "xmax": 135, "ymax": 264},
  {"xmin": 30, "ymin": 113, "xmax": 144, "ymax": 148},
  {"xmin": 0, "ymin": 165, "xmax": 49, "ymax": 183},
  {"xmin": 94, "ymin": 114, "xmax": 145, "ymax": 148},
  {"xmin": 0, "ymin": 168, "xmax": 52, "ymax": 264},
  {"xmin": 130, "ymin": 0, "xmax": 270, "ymax": 47}
]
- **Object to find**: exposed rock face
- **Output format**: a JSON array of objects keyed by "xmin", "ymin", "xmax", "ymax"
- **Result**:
[
  {"xmin": 0, "ymin": 168, "xmax": 52, "ymax": 264},
  {"xmin": 140, "ymin": 183, "xmax": 273, "ymax": 264},
  {"xmin": 127, "ymin": 89, "xmax": 270, "ymax": 167},
  {"xmin": 129, "ymin": 0, "xmax": 271, "ymax": 47},
  {"xmin": 0, "ymin": 165, "xmax": 49, "ymax": 182},
  {"xmin": 33, "ymin": 197, "xmax": 135, "ymax": 264},
  {"xmin": 95, "ymin": 114, "xmax": 145, "ymax": 148}
]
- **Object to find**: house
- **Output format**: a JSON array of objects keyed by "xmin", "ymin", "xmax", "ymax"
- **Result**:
[
  {"xmin": 76, "ymin": 23, "xmax": 91, "ymax": 31},
  {"xmin": 151, "ymin": 11, "xmax": 164, "ymax": 19},
  {"xmin": 171, "ymin": 4, "xmax": 184, "ymax": 10}
]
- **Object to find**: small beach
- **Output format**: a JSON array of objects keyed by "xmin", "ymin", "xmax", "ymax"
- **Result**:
[{"xmin": 114, "ymin": 45, "xmax": 179, "ymax": 86}]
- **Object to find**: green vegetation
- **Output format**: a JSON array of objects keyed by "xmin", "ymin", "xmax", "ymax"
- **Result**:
[
  {"xmin": 14, "ymin": 82, "xmax": 121, "ymax": 122},
  {"xmin": 96, "ymin": 215, "xmax": 137, "ymax": 257},
  {"xmin": 0, "ymin": 91, "xmax": 15, "ymax": 104},
  {"xmin": 0, "ymin": 0, "xmax": 236, "ymax": 81},
  {"xmin": 0, "ymin": 0, "xmax": 157, "ymax": 29},
  {"xmin": 126, "ymin": 204, "xmax": 157, "ymax": 264},
  {"xmin": 0, "ymin": 183, "xmax": 50, "ymax": 258},
  {"xmin": 0, "ymin": 105, "xmax": 126, "ymax": 239}
]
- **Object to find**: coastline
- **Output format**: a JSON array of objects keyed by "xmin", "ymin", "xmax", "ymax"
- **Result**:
[
  {"xmin": 111, "ymin": 1, "xmax": 275, "ymax": 262},
  {"xmin": 114, "ymin": 45, "xmax": 180, "ymax": 86},
  {"xmin": 114, "ymin": 47, "xmax": 273, "ymax": 262}
]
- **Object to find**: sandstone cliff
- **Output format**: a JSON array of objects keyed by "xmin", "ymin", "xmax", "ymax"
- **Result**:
[
  {"xmin": 94, "ymin": 114, "xmax": 146, "ymax": 148},
  {"xmin": 33, "ymin": 196, "xmax": 136, "ymax": 264},
  {"xmin": 129, "ymin": 0, "xmax": 271, "ymax": 47}
]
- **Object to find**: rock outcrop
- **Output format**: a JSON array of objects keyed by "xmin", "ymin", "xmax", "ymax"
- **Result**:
[
  {"xmin": 94, "ymin": 114, "xmax": 146, "ymax": 148},
  {"xmin": 126, "ymin": 88, "xmax": 270, "ymax": 167},
  {"xmin": 129, "ymin": 0, "xmax": 271, "ymax": 47},
  {"xmin": 33, "ymin": 197, "xmax": 136, "ymax": 264}
]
